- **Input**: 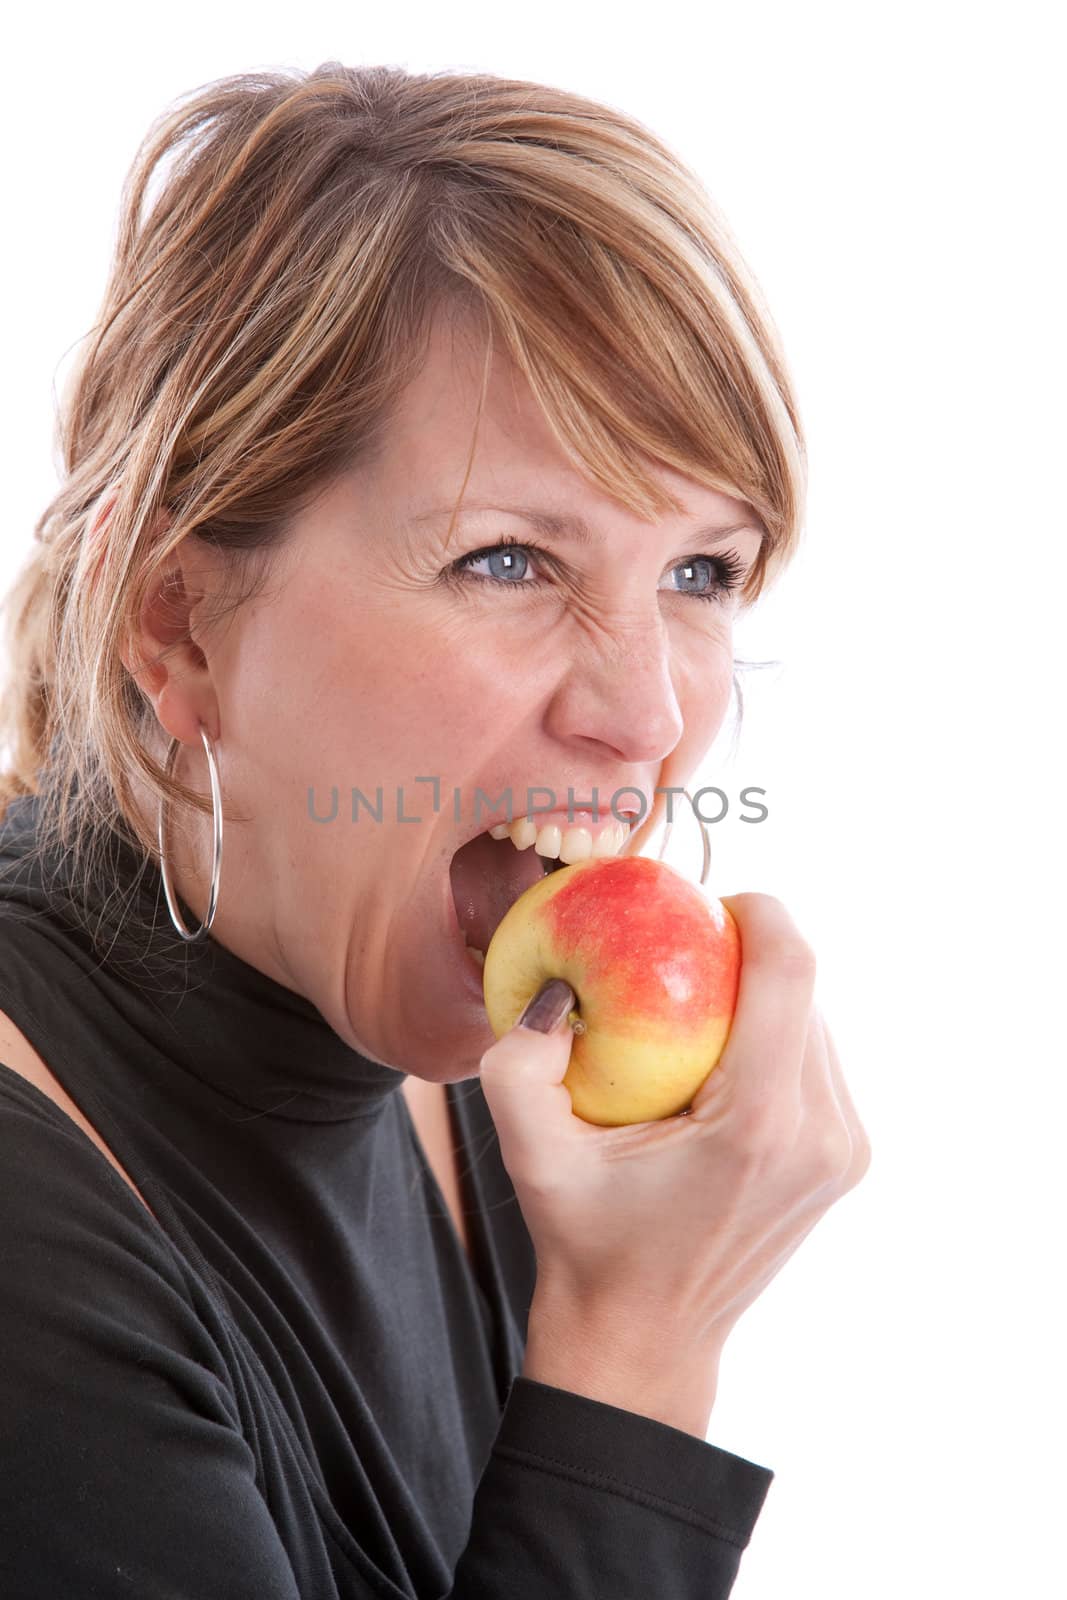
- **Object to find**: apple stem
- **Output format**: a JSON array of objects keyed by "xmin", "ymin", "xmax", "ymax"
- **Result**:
[{"xmin": 568, "ymin": 1015, "xmax": 587, "ymax": 1035}]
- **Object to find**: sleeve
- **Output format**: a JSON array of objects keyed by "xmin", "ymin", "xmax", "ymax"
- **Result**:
[
  {"xmin": 0, "ymin": 1078, "xmax": 303, "ymax": 1600},
  {"xmin": 447, "ymin": 1377, "xmax": 774, "ymax": 1598}
]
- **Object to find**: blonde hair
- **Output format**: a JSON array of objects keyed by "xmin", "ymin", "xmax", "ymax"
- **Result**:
[{"xmin": 0, "ymin": 61, "xmax": 806, "ymax": 922}]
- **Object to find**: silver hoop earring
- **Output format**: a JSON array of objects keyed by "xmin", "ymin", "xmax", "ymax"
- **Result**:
[
  {"xmin": 655, "ymin": 787, "xmax": 712, "ymax": 887},
  {"xmin": 157, "ymin": 725, "xmax": 223, "ymax": 942}
]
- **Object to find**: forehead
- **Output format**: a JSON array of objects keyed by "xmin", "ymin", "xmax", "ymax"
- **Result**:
[
  {"xmin": 372, "ymin": 306, "xmax": 582, "ymax": 501},
  {"xmin": 366, "ymin": 303, "xmax": 756, "ymax": 533}
]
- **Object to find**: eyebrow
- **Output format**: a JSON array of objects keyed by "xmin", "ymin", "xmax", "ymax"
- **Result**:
[{"xmin": 413, "ymin": 502, "xmax": 763, "ymax": 547}]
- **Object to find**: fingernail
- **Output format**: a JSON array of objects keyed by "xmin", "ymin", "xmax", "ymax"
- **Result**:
[{"xmin": 518, "ymin": 978, "xmax": 576, "ymax": 1034}]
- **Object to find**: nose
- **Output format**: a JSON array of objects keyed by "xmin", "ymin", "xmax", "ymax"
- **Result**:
[{"xmin": 542, "ymin": 616, "xmax": 685, "ymax": 765}]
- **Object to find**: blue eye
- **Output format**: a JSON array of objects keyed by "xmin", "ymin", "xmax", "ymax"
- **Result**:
[
  {"xmin": 458, "ymin": 543, "xmax": 534, "ymax": 584},
  {"xmin": 450, "ymin": 536, "xmax": 747, "ymax": 602},
  {"xmin": 668, "ymin": 553, "xmax": 746, "ymax": 600}
]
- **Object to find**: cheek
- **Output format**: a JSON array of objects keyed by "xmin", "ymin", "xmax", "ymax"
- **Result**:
[
  {"xmin": 676, "ymin": 634, "xmax": 736, "ymax": 748},
  {"xmin": 240, "ymin": 594, "xmax": 510, "ymax": 796},
  {"xmin": 214, "ymin": 592, "xmax": 402, "ymax": 791}
]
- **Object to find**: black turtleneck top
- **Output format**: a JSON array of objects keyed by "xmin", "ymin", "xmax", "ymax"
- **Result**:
[{"xmin": 0, "ymin": 792, "xmax": 773, "ymax": 1598}]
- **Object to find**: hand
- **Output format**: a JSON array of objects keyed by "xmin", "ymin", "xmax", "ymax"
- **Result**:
[{"xmin": 478, "ymin": 892, "xmax": 872, "ymax": 1387}]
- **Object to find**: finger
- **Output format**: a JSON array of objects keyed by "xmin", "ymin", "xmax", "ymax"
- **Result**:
[
  {"xmin": 478, "ymin": 980, "xmax": 589, "ymax": 1183},
  {"xmin": 799, "ymin": 1009, "xmax": 836, "ymax": 1119},
  {"xmin": 690, "ymin": 892, "xmax": 815, "ymax": 1124},
  {"xmin": 797, "ymin": 1009, "xmax": 854, "ymax": 1184},
  {"xmin": 819, "ymin": 1016, "xmax": 873, "ymax": 1183}
]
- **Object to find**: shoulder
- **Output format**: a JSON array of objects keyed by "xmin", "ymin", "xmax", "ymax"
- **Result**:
[
  {"xmin": 0, "ymin": 1001, "xmax": 158, "ymax": 1219},
  {"xmin": 0, "ymin": 916, "xmax": 222, "ymax": 1361},
  {"xmin": 0, "ymin": 1015, "xmax": 295, "ymax": 1598},
  {"xmin": 0, "ymin": 1048, "xmax": 216, "ymax": 1356},
  {"xmin": 0, "ymin": 1021, "xmax": 234, "ymax": 1408},
  {"xmin": 0, "ymin": 895, "xmax": 160, "ymax": 1218}
]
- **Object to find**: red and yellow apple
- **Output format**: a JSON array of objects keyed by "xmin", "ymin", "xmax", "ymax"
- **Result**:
[{"xmin": 482, "ymin": 853, "xmax": 741, "ymax": 1126}]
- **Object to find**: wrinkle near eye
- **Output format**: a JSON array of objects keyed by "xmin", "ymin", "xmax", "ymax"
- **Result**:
[{"xmin": 447, "ymin": 533, "xmax": 757, "ymax": 606}]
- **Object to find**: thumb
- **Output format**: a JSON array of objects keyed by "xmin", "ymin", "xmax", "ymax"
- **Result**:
[{"xmin": 478, "ymin": 978, "xmax": 580, "ymax": 1182}]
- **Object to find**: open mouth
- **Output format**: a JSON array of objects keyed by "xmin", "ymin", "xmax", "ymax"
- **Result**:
[
  {"xmin": 448, "ymin": 810, "xmax": 635, "ymax": 965},
  {"xmin": 449, "ymin": 830, "xmax": 567, "ymax": 964}
]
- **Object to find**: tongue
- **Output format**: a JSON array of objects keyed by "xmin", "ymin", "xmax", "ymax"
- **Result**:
[{"xmin": 449, "ymin": 831, "xmax": 549, "ymax": 951}]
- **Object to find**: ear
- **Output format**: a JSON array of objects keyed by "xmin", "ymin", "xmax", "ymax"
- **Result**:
[{"xmin": 118, "ymin": 523, "xmax": 222, "ymax": 749}]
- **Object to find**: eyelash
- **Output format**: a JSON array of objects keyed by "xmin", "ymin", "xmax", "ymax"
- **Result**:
[{"xmin": 449, "ymin": 535, "xmax": 748, "ymax": 603}]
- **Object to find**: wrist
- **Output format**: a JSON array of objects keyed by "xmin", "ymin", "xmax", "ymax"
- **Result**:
[{"xmin": 522, "ymin": 1293, "xmax": 721, "ymax": 1439}]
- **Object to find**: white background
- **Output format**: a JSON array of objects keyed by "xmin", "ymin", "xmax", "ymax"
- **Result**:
[{"xmin": 1, "ymin": 3, "xmax": 1063, "ymax": 1594}]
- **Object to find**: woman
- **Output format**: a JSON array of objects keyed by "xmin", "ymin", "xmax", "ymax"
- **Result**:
[{"xmin": 0, "ymin": 61, "xmax": 870, "ymax": 1598}]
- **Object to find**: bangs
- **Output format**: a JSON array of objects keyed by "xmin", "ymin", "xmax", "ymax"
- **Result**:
[{"xmin": 426, "ymin": 165, "xmax": 806, "ymax": 605}]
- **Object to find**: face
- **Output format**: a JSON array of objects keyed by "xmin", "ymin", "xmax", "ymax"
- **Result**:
[{"xmin": 145, "ymin": 305, "xmax": 764, "ymax": 1081}]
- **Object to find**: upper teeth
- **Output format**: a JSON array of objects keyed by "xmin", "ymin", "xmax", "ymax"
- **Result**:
[{"xmin": 487, "ymin": 814, "xmax": 631, "ymax": 863}]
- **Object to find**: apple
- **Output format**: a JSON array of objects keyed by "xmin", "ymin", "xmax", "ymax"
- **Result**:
[{"xmin": 482, "ymin": 853, "xmax": 741, "ymax": 1126}]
